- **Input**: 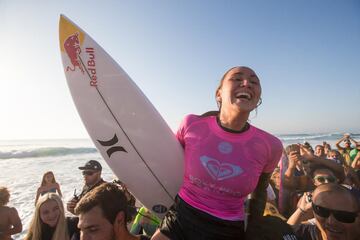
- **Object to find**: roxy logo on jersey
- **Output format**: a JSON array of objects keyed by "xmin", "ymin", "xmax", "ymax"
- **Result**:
[
  {"xmin": 200, "ymin": 156, "xmax": 243, "ymax": 181},
  {"xmin": 218, "ymin": 141, "xmax": 233, "ymax": 154}
]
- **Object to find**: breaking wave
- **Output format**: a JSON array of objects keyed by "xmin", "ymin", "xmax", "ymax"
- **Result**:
[
  {"xmin": 0, "ymin": 147, "xmax": 98, "ymax": 159},
  {"xmin": 277, "ymin": 133, "xmax": 360, "ymax": 141}
]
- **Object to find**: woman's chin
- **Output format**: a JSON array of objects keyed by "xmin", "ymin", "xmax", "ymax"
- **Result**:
[{"xmin": 47, "ymin": 219, "xmax": 59, "ymax": 228}]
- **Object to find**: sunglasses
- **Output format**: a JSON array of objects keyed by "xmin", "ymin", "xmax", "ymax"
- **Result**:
[
  {"xmin": 82, "ymin": 171, "xmax": 96, "ymax": 176},
  {"xmin": 313, "ymin": 176, "xmax": 337, "ymax": 184},
  {"xmin": 312, "ymin": 203, "xmax": 359, "ymax": 223}
]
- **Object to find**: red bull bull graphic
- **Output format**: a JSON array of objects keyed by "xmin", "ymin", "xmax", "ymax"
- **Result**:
[
  {"xmin": 64, "ymin": 32, "xmax": 85, "ymax": 73},
  {"xmin": 63, "ymin": 33, "xmax": 98, "ymax": 87}
]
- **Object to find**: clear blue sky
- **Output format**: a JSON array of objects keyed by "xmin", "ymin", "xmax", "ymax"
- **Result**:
[{"xmin": 1, "ymin": 0, "xmax": 359, "ymax": 140}]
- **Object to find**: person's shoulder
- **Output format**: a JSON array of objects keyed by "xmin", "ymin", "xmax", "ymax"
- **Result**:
[
  {"xmin": 0, "ymin": 205, "xmax": 12, "ymax": 213},
  {"xmin": 251, "ymin": 126, "xmax": 282, "ymax": 147},
  {"xmin": 7, "ymin": 206, "xmax": 20, "ymax": 218},
  {"xmin": 181, "ymin": 114, "xmax": 206, "ymax": 127},
  {"xmin": 8, "ymin": 206, "xmax": 18, "ymax": 213},
  {"xmin": 184, "ymin": 113, "xmax": 201, "ymax": 121}
]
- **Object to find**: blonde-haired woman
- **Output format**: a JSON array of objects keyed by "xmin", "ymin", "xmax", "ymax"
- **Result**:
[
  {"xmin": 35, "ymin": 171, "xmax": 62, "ymax": 204},
  {"xmin": 25, "ymin": 193, "xmax": 79, "ymax": 240}
]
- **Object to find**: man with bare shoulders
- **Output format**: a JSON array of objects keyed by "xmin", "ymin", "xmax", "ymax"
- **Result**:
[{"xmin": 0, "ymin": 187, "xmax": 22, "ymax": 240}]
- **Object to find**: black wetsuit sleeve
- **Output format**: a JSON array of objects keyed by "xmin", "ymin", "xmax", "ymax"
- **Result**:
[{"xmin": 248, "ymin": 172, "xmax": 271, "ymax": 220}]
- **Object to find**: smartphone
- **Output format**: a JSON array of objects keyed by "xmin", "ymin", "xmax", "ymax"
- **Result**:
[
  {"xmin": 289, "ymin": 144, "xmax": 300, "ymax": 154},
  {"xmin": 73, "ymin": 189, "xmax": 79, "ymax": 201},
  {"xmin": 306, "ymin": 192, "xmax": 312, "ymax": 203}
]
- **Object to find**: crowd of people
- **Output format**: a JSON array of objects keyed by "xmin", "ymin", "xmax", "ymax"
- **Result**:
[
  {"xmin": 1, "ymin": 66, "xmax": 359, "ymax": 240},
  {"xmin": 279, "ymin": 135, "xmax": 360, "ymax": 240}
]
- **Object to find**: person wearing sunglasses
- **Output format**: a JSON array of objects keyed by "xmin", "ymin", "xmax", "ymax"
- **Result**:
[
  {"xmin": 311, "ymin": 167, "xmax": 339, "ymax": 187},
  {"xmin": 287, "ymin": 165, "xmax": 340, "ymax": 225},
  {"xmin": 66, "ymin": 160, "xmax": 106, "ymax": 215},
  {"xmin": 288, "ymin": 183, "xmax": 360, "ymax": 240}
]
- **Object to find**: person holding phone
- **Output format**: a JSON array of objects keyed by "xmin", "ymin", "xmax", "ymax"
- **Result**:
[
  {"xmin": 66, "ymin": 160, "xmax": 106, "ymax": 215},
  {"xmin": 288, "ymin": 183, "xmax": 360, "ymax": 240}
]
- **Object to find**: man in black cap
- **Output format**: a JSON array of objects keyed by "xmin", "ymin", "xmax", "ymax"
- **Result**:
[{"xmin": 67, "ymin": 160, "xmax": 106, "ymax": 214}]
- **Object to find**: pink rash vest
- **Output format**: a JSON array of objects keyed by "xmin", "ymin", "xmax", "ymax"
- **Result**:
[{"xmin": 177, "ymin": 114, "xmax": 283, "ymax": 220}]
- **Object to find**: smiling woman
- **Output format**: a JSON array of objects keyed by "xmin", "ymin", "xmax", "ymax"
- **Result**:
[
  {"xmin": 25, "ymin": 193, "xmax": 79, "ymax": 240},
  {"xmin": 151, "ymin": 66, "xmax": 283, "ymax": 240}
]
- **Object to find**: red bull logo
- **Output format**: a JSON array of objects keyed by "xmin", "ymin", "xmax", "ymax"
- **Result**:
[
  {"xmin": 64, "ymin": 32, "xmax": 84, "ymax": 73},
  {"xmin": 86, "ymin": 48, "xmax": 98, "ymax": 86}
]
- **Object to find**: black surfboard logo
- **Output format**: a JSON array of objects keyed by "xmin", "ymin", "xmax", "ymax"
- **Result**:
[
  {"xmin": 97, "ymin": 134, "xmax": 127, "ymax": 158},
  {"xmin": 152, "ymin": 204, "xmax": 168, "ymax": 214}
]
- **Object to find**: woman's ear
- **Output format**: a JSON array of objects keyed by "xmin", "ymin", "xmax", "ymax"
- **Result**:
[{"xmin": 216, "ymin": 90, "xmax": 222, "ymax": 103}]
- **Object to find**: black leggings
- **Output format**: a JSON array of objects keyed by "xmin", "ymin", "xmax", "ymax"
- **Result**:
[{"xmin": 159, "ymin": 196, "xmax": 245, "ymax": 240}]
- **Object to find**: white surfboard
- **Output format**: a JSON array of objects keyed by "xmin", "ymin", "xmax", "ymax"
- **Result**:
[{"xmin": 59, "ymin": 14, "xmax": 184, "ymax": 218}]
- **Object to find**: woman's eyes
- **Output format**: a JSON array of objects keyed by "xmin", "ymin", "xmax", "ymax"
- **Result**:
[{"xmin": 230, "ymin": 77, "xmax": 258, "ymax": 84}]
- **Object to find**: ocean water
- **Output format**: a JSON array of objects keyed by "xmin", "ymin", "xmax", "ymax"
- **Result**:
[
  {"xmin": 0, "ymin": 139, "xmax": 114, "ymax": 240},
  {"xmin": 1, "ymin": 133, "xmax": 359, "ymax": 239}
]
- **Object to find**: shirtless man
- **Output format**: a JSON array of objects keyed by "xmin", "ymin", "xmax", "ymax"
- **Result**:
[{"xmin": 0, "ymin": 187, "xmax": 22, "ymax": 240}]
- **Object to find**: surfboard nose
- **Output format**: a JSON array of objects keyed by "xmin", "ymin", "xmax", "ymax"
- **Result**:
[{"xmin": 59, "ymin": 14, "xmax": 85, "ymax": 53}]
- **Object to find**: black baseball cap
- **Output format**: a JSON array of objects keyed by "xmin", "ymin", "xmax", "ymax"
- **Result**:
[{"xmin": 78, "ymin": 160, "xmax": 102, "ymax": 171}]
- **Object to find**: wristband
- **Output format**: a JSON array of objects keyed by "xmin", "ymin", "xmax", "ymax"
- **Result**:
[{"xmin": 299, "ymin": 208, "xmax": 306, "ymax": 213}]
